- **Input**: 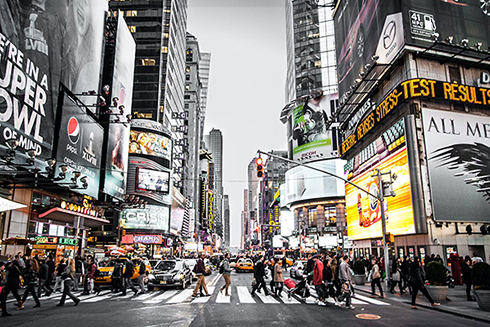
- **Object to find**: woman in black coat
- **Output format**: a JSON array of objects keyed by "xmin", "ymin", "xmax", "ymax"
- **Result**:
[
  {"xmin": 1, "ymin": 260, "xmax": 24, "ymax": 316},
  {"xmin": 409, "ymin": 257, "xmax": 440, "ymax": 309},
  {"xmin": 461, "ymin": 256, "xmax": 474, "ymax": 301},
  {"xmin": 20, "ymin": 259, "xmax": 41, "ymax": 308}
]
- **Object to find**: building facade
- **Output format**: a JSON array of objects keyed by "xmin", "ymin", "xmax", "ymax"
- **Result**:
[{"xmin": 204, "ymin": 129, "xmax": 224, "ymax": 238}]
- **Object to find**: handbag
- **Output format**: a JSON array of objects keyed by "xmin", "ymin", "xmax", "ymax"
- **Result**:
[
  {"xmin": 251, "ymin": 278, "xmax": 257, "ymax": 287},
  {"xmin": 367, "ymin": 270, "xmax": 373, "ymax": 283}
]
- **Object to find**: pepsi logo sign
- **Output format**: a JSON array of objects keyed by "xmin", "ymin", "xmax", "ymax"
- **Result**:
[{"xmin": 68, "ymin": 117, "xmax": 80, "ymax": 144}]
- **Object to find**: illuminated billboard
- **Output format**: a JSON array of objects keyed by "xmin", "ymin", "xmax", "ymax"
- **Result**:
[
  {"xmin": 292, "ymin": 93, "xmax": 339, "ymax": 161},
  {"xmin": 344, "ymin": 119, "xmax": 415, "ymax": 240},
  {"xmin": 422, "ymin": 109, "xmax": 490, "ymax": 222},
  {"xmin": 136, "ymin": 168, "xmax": 170, "ymax": 194},
  {"xmin": 104, "ymin": 13, "xmax": 136, "ymax": 200},
  {"xmin": 120, "ymin": 204, "xmax": 170, "ymax": 231},
  {"xmin": 129, "ymin": 130, "xmax": 172, "ymax": 161}
]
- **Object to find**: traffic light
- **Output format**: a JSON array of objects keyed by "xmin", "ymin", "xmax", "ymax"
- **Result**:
[
  {"xmin": 256, "ymin": 157, "xmax": 264, "ymax": 178},
  {"xmin": 121, "ymin": 229, "xmax": 126, "ymax": 237},
  {"xmin": 385, "ymin": 232, "xmax": 394, "ymax": 244}
]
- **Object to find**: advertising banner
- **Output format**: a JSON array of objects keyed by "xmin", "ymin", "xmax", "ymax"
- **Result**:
[
  {"xmin": 422, "ymin": 109, "xmax": 490, "ymax": 222},
  {"xmin": 170, "ymin": 187, "xmax": 186, "ymax": 235},
  {"xmin": 127, "ymin": 157, "xmax": 172, "ymax": 205},
  {"xmin": 104, "ymin": 13, "xmax": 136, "ymax": 200},
  {"xmin": 344, "ymin": 119, "xmax": 415, "ymax": 240},
  {"xmin": 292, "ymin": 93, "xmax": 339, "ymax": 161},
  {"xmin": 120, "ymin": 204, "xmax": 170, "ymax": 231},
  {"xmin": 54, "ymin": 88, "xmax": 103, "ymax": 199},
  {"xmin": 403, "ymin": 0, "xmax": 490, "ymax": 49},
  {"xmin": 129, "ymin": 130, "xmax": 172, "ymax": 161},
  {"xmin": 0, "ymin": 1, "xmax": 107, "ymax": 168},
  {"xmin": 136, "ymin": 168, "xmax": 170, "ymax": 194},
  {"xmin": 334, "ymin": 0, "xmax": 402, "ymax": 98}
]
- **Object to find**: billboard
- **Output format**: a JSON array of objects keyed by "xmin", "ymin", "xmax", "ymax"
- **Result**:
[
  {"xmin": 120, "ymin": 204, "xmax": 170, "ymax": 231},
  {"xmin": 127, "ymin": 157, "xmax": 172, "ymax": 205},
  {"xmin": 129, "ymin": 130, "xmax": 172, "ymax": 161},
  {"xmin": 334, "ymin": 0, "xmax": 403, "ymax": 98},
  {"xmin": 422, "ymin": 109, "xmax": 490, "ymax": 222},
  {"xmin": 404, "ymin": 0, "xmax": 490, "ymax": 49},
  {"xmin": 54, "ymin": 88, "xmax": 103, "ymax": 199},
  {"xmin": 136, "ymin": 168, "xmax": 170, "ymax": 194},
  {"xmin": 291, "ymin": 93, "xmax": 339, "ymax": 161},
  {"xmin": 0, "ymin": 0, "xmax": 106, "ymax": 168},
  {"xmin": 170, "ymin": 187, "xmax": 186, "ymax": 235},
  {"xmin": 344, "ymin": 119, "xmax": 415, "ymax": 240},
  {"xmin": 103, "ymin": 13, "xmax": 136, "ymax": 199}
]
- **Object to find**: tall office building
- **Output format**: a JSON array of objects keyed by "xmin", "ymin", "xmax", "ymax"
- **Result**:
[
  {"xmin": 223, "ymin": 194, "xmax": 230, "ymax": 248},
  {"xmin": 204, "ymin": 129, "xmax": 223, "ymax": 237},
  {"xmin": 109, "ymin": 0, "xmax": 188, "ymax": 190},
  {"xmin": 199, "ymin": 53, "xmax": 211, "ymax": 137},
  {"xmin": 284, "ymin": 0, "xmax": 338, "ymax": 102}
]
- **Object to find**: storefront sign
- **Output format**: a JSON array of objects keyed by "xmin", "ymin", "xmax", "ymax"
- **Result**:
[
  {"xmin": 207, "ymin": 191, "xmax": 214, "ymax": 230},
  {"xmin": 58, "ymin": 237, "xmax": 78, "ymax": 246},
  {"xmin": 307, "ymin": 227, "xmax": 318, "ymax": 233},
  {"xmin": 341, "ymin": 78, "xmax": 490, "ymax": 157},
  {"xmin": 35, "ymin": 236, "xmax": 58, "ymax": 244},
  {"xmin": 133, "ymin": 235, "xmax": 162, "ymax": 244},
  {"xmin": 323, "ymin": 226, "xmax": 337, "ymax": 232},
  {"xmin": 120, "ymin": 205, "xmax": 170, "ymax": 231}
]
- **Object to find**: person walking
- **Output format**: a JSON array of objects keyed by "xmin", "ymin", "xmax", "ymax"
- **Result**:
[
  {"xmin": 74, "ymin": 256, "xmax": 83, "ymax": 292},
  {"xmin": 461, "ymin": 256, "xmax": 474, "ymax": 301},
  {"xmin": 1, "ymin": 260, "xmax": 24, "ymax": 316},
  {"xmin": 37, "ymin": 259, "xmax": 52, "ymax": 298},
  {"xmin": 121, "ymin": 259, "xmax": 138, "ymax": 296},
  {"xmin": 282, "ymin": 256, "xmax": 288, "ymax": 272},
  {"xmin": 409, "ymin": 257, "xmax": 440, "ymax": 309},
  {"xmin": 305, "ymin": 254, "xmax": 314, "ymax": 284},
  {"xmin": 312, "ymin": 255, "xmax": 325, "ymax": 306},
  {"xmin": 192, "ymin": 254, "xmax": 210, "ymax": 298},
  {"xmin": 20, "ymin": 259, "xmax": 41, "ymax": 308},
  {"xmin": 401, "ymin": 256, "xmax": 411, "ymax": 293},
  {"xmin": 111, "ymin": 258, "xmax": 123, "ymax": 293},
  {"xmin": 219, "ymin": 253, "xmax": 232, "ymax": 296},
  {"xmin": 323, "ymin": 257, "xmax": 338, "ymax": 304},
  {"xmin": 137, "ymin": 258, "xmax": 148, "ymax": 295},
  {"xmin": 46, "ymin": 256, "xmax": 56, "ymax": 291},
  {"xmin": 370, "ymin": 258, "xmax": 384, "ymax": 298},
  {"xmin": 390, "ymin": 258, "xmax": 404, "ymax": 294},
  {"xmin": 86, "ymin": 258, "xmax": 101, "ymax": 295},
  {"xmin": 273, "ymin": 257, "xmax": 285, "ymax": 297},
  {"xmin": 251, "ymin": 255, "xmax": 270, "ymax": 296},
  {"xmin": 338, "ymin": 255, "xmax": 355, "ymax": 310},
  {"xmin": 53, "ymin": 259, "xmax": 67, "ymax": 293},
  {"xmin": 57, "ymin": 258, "xmax": 80, "ymax": 306}
]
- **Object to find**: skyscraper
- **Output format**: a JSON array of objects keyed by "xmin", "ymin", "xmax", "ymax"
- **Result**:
[
  {"xmin": 204, "ymin": 129, "xmax": 224, "ymax": 237},
  {"xmin": 223, "ymin": 194, "xmax": 230, "ymax": 248}
]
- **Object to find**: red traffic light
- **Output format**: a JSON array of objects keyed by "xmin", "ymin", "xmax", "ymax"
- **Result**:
[
  {"xmin": 256, "ymin": 158, "xmax": 263, "ymax": 165},
  {"xmin": 256, "ymin": 157, "xmax": 264, "ymax": 178}
]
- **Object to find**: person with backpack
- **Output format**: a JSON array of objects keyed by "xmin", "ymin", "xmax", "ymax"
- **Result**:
[
  {"xmin": 137, "ymin": 258, "xmax": 148, "ymax": 294},
  {"xmin": 219, "ymin": 253, "xmax": 232, "ymax": 296},
  {"xmin": 251, "ymin": 255, "xmax": 270, "ymax": 296},
  {"xmin": 56, "ymin": 259, "xmax": 80, "ymax": 306},
  {"xmin": 121, "ymin": 259, "xmax": 138, "ymax": 296},
  {"xmin": 111, "ymin": 258, "xmax": 123, "ymax": 293},
  {"xmin": 192, "ymin": 253, "xmax": 210, "ymax": 297}
]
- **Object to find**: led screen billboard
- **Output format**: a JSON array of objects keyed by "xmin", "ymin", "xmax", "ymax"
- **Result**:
[
  {"xmin": 170, "ymin": 187, "xmax": 186, "ymax": 235},
  {"xmin": 137, "ymin": 168, "xmax": 170, "ymax": 194},
  {"xmin": 403, "ymin": 0, "xmax": 490, "ymax": 49},
  {"xmin": 292, "ymin": 93, "xmax": 339, "ymax": 161},
  {"xmin": 120, "ymin": 204, "xmax": 169, "ymax": 231},
  {"xmin": 127, "ymin": 157, "xmax": 172, "ymax": 205},
  {"xmin": 54, "ymin": 88, "xmax": 103, "ymax": 199},
  {"xmin": 344, "ymin": 119, "xmax": 415, "ymax": 240},
  {"xmin": 129, "ymin": 130, "xmax": 171, "ymax": 162},
  {"xmin": 0, "ymin": 0, "xmax": 107, "ymax": 169},
  {"xmin": 422, "ymin": 109, "xmax": 490, "ymax": 222},
  {"xmin": 104, "ymin": 13, "xmax": 136, "ymax": 200},
  {"xmin": 334, "ymin": 0, "xmax": 403, "ymax": 98}
]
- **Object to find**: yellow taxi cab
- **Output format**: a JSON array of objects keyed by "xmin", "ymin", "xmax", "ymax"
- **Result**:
[
  {"xmin": 95, "ymin": 257, "xmax": 151, "ymax": 284},
  {"xmin": 235, "ymin": 258, "xmax": 254, "ymax": 273},
  {"xmin": 276, "ymin": 256, "xmax": 293, "ymax": 267}
]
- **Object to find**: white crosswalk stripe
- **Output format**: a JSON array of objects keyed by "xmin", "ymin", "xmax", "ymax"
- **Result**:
[
  {"xmin": 167, "ymin": 289, "xmax": 193, "ymax": 304},
  {"xmin": 132, "ymin": 292, "xmax": 156, "ymax": 301},
  {"xmin": 353, "ymin": 294, "xmax": 391, "ymax": 305},
  {"xmin": 215, "ymin": 289, "xmax": 231, "ymax": 303},
  {"xmin": 191, "ymin": 287, "xmax": 215, "ymax": 303},
  {"xmin": 255, "ymin": 291, "xmax": 280, "ymax": 304},
  {"xmin": 236, "ymin": 286, "xmax": 255, "ymax": 304},
  {"xmin": 144, "ymin": 290, "xmax": 179, "ymax": 304}
]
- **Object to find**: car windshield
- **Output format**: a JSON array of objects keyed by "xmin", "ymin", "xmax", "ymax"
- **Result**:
[{"xmin": 155, "ymin": 261, "xmax": 182, "ymax": 271}]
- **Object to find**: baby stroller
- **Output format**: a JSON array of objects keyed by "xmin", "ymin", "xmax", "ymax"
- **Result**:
[{"xmin": 284, "ymin": 275, "xmax": 310, "ymax": 302}]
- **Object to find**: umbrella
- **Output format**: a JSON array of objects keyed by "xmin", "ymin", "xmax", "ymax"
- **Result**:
[
  {"xmin": 107, "ymin": 246, "xmax": 125, "ymax": 252},
  {"xmin": 0, "ymin": 237, "xmax": 36, "ymax": 245}
]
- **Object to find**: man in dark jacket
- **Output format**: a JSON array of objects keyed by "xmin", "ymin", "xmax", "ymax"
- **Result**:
[
  {"xmin": 137, "ymin": 258, "xmax": 147, "ymax": 294},
  {"xmin": 74, "ymin": 256, "xmax": 83, "ymax": 291},
  {"xmin": 37, "ymin": 259, "xmax": 52, "ymax": 297},
  {"xmin": 306, "ymin": 254, "xmax": 315, "ymax": 283},
  {"xmin": 121, "ymin": 259, "xmax": 138, "ymax": 296},
  {"xmin": 251, "ymin": 255, "xmax": 270, "ymax": 296},
  {"xmin": 112, "ymin": 258, "xmax": 123, "ymax": 293},
  {"xmin": 46, "ymin": 255, "xmax": 55, "ymax": 288},
  {"xmin": 192, "ymin": 254, "xmax": 210, "ymax": 297}
]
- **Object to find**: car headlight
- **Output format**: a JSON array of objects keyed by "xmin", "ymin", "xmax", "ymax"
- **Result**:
[
  {"xmin": 148, "ymin": 274, "xmax": 155, "ymax": 280},
  {"xmin": 108, "ymin": 271, "xmax": 113, "ymax": 276},
  {"xmin": 173, "ymin": 272, "xmax": 184, "ymax": 281}
]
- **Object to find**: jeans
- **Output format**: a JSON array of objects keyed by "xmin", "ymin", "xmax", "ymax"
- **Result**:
[
  {"xmin": 411, "ymin": 283, "xmax": 435, "ymax": 305},
  {"xmin": 22, "ymin": 284, "xmax": 40, "ymax": 306},
  {"xmin": 193, "ymin": 275, "xmax": 208, "ymax": 296},
  {"xmin": 220, "ymin": 274, "xmax": 231, "ymax": 295},
  {"xmin": 74, "ymin": 273, "xmax": 81, "ymax": 291},
  {"xmin": 38, "ymin": 278, "xmax": 52, "ymax": 297},
  {"xmin": 122, "ymin": 276, "xmax": 138, "ymax": 295},
  {"xmin": 251, "ymin": 278, "xmax": 269, "ymax": 295},
  {"xmin": 371, "ymin": 277, "xmax": 384, "ymax": 296},
  {"xmin": 112, "ymin": 277, "xmax": 122, "ymax": 292},
  {"xmin": 1, "ymin": 285, "xmax": 21, "ymax": 314},
  {"xmin": 338, "ymin": 281, "xmax": 352, "ymax": 306},
  {"xmin": 53, "ymin": 276, "xmax": 65, "ymax": 293},
  {"xmin": 59, "ymin": 279, "xmax": 79, "ymax": 305},
  {"xmin": 138, "ymin": 274, "xmax": 146, "ymax": 293},
  {"xmin": 315, "ymin": 284, "xmax": 325, "ymax": 300}
]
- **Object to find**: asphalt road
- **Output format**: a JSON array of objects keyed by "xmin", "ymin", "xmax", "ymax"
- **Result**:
[{"xmin": 1, "ymin": 269, "xmax": 488, "ymax": 327}]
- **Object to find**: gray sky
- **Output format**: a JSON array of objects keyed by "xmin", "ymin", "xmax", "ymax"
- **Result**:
[{"xmin": 187, "ymin": 0, "xmax": 288, "ymax": 248}]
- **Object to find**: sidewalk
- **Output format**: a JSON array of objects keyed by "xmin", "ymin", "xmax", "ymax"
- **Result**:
[{"xmin": 354, "ymin": 283, "xmax": 490, "ymax": 324}]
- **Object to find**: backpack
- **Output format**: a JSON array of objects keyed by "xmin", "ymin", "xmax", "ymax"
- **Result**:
[
  {"xmin": 113, "ymin": 263, "xmax": 122, "ymax": 278},
  {"xmin": 219, "ymin": 262, "xmax": 225, "ymax": 274}
]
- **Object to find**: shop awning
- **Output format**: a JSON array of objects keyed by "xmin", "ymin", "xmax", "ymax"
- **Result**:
[{"xmin": 38, "ymin": 208, "xmax": 110, "ymax": 228}]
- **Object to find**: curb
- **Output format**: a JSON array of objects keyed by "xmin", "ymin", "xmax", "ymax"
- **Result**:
[{"xmin": 354, "ymin": 287, "xmax": 490, "ymax": 324}]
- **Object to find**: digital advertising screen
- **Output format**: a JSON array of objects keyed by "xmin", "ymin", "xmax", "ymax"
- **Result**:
[
  {"xmin": 54, "ymin": 88, "xmax": 103, "ymax": 199},
  {"xmin": 344, "ymin": 118, "xmax": 415, "ymax": 240},
  {"xmin": 120, "ymin": 204, "xmax": 170, "ymax": 231},
  {"xmin": 422, "ymin": 109, "xmax": 490, "ymax": 222},
  {"xmin": 334, "ymin": 0, "xmax": 402, "ymax": 98},
  {"xmin": 103, "ymin": 13, "xmax": 136, "ymax": 200},
  {"xmin": 170, "ymin": 188, "xmax": 186, "ymax": 235},
  {"xmin": 136, "ymin": 168, "xmax": 170, "ymax": 194},
  {"xmin": 129, "ymin": 130, "xmax": 172, "ymax": 162},
  {"xmin": 291, "ymin": 93, "xmax": 339, "ymax": 161}
]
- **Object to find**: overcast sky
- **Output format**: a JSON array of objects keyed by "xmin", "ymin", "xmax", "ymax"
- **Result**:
[{"xmin": 187, "ymin": 0, "xmax": 288, "ymax": 248}]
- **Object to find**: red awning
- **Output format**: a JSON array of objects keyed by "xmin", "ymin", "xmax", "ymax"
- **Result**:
[{"xmin": 38, "ymin": 208, "xmax": 109, "ymax": 228}]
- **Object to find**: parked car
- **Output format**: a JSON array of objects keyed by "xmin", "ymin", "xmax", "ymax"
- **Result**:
[
  {"xmin": 147, "ymin": 259, "xmax": 192, "ymax": 290},
  {"xmin": 95, "ymin": 258, "xmax": 151, "ymax": 284},
  {"xmin": 289, "ymin": 260, "xmax": 307, "ymax": 280},
  {"xmin": 235, "ymin": 258, "xmax": 254, "ymax": 273}
]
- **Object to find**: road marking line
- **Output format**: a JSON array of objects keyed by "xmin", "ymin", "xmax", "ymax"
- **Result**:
[
  {"xmin": 83, "ymin": 294, "xmax": 114, "ymax": 303},
  {"xmin": 282, "ymin": 294, "xmax": 301, "ymax": 304},
  {"xmin": 192, "ymin": 287, "xmax": 215, "ymax": 303},
  {"xmin": 132, "ymin": 292, "xmax": 157, "ymax": 301},
  {"xmin": 255, "ymin": 292, "xmax": 280, "ymax": 304},
  {"xmin": 210, "ymin": 274, "xmax": 221, "ymax": 286},
  {"xmin": 215, "ymin": 290, "xmax": 231, "ymax": 303},
  {"xmin": 354, "ymin": 294, "xmax": 390, "ymax": 306},
  {"xmin": 236, "ymin": 286, "xmax": 255, "ymax": 303},
  {"xmin": 167, "ymin": 289, "xmax": 193, "ymax": 304},
  {"xmin": 144, "ymin": 290, "xmax": 178, "ymax": 303}
]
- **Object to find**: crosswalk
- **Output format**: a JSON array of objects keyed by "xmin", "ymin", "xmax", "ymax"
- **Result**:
[{"xmin": 6, "ymin": 286, "xmax": 391, "ymax": 307}]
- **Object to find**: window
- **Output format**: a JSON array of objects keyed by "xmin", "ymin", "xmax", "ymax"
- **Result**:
[
  {"xmin": 141, "ymin": 58, "xmax": 156, "ymax": 66},
  {"xmin": 448, "ymin": 66, "xmax": 461, "ymax": 84},
  {"xmin": 128, "ymin": 26, "xmax": 136, "ymax": 33},
  {"xmin": 127, "ymin": 10, "xmax": 137, "ymax": 17},
  {"xmin": 162, "ymin": 47, "xmax": 168, "ymax": 53}
]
